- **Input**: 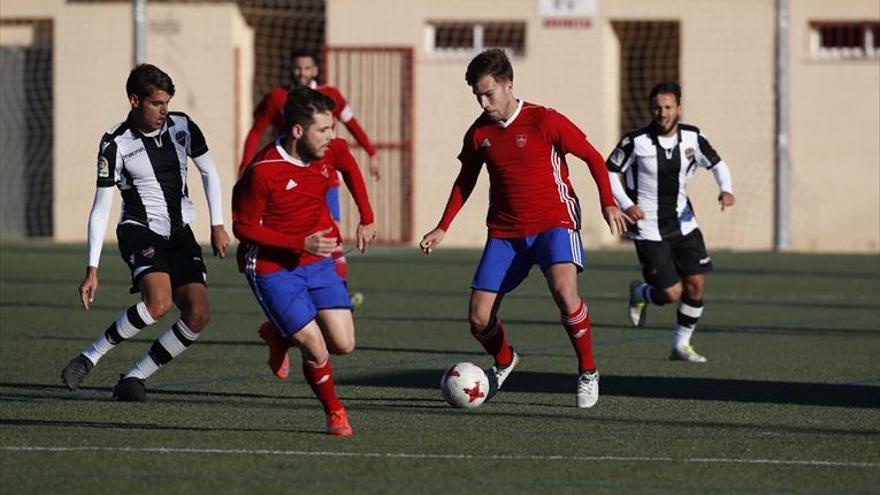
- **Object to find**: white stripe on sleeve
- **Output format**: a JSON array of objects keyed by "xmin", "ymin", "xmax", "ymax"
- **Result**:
[
  {"xmin": 86, "ymin": 187, "xmax": 115, "ymax": 268},
  {"xmin": 192, "ymin": 151, "xmax": 225, "ymax": 226},
  {"xmin": 711, "ymin": 161, "xmax": 733, "ymax": 194}
]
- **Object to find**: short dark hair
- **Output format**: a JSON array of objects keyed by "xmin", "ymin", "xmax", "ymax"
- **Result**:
[
  {"xmin": 290, "ymin": 48, "xmax": 317, "ymax": 64},
  {"xmin": 126, "ymin": 64, "xmax": 175, "ymax": 99},
  {"xmin": 283, "ymin": 86, "xmax": 336, "ymax": 131},
  {"xmin": 648, "ymin": 81, "xmax": 681, "ymax": 105},
  {"xmin": 465, "ymin": 48, "xmax": 513, "ymax": 87}
]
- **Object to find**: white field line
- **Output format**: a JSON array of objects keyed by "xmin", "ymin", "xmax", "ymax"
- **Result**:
[{"xmin": 1, "ymin": 446, "xmax": 877, "ymax": 468}]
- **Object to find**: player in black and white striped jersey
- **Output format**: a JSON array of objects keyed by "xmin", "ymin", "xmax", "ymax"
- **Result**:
[
  {"xmin": 60, "ymin": 64, "xmax": 231, "ymax": 400},
  {"xmin": 606, "ymin": 81, "xmax": 735, "ymax": 363}
]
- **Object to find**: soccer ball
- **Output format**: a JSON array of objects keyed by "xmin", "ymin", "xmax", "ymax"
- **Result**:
[{"xmin": 440, "ymin": 362, "xmax": 489, "ymax": 408}]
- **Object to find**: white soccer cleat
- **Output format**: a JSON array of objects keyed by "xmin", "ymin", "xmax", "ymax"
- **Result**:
[
  {"xmin": 576, "ymin": 370, "xmax": 600, "ymax": 408},
  {"xmin": 628, "ymin": 280, "xmax": 648, "ymax": 327},
  {"xmin": 486, "ymin": 350, "xmax": 519, "ymax": 400},
  {"xmin": 669, "ymin": 344, "xmax": 707, "ymax": 363}
]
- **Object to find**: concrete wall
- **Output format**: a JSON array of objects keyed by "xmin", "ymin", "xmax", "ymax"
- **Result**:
[
  {"xmin": 327, "ymin": 0, "xmax": 778, "ymax": 250},
  {"xmin": 2, "ymin": 0, "xmax": 877, "ymax": 252},
  {"xmin": 788, "ymin": 0, "xmax": 880, "ymax": 252},
  {"xmin": 327, "ymin": 0, "xmax": 879, "ymax": 252},
  {"xmin": 0, "ymin": 1, "xmax": 253, "ymax": 252}
]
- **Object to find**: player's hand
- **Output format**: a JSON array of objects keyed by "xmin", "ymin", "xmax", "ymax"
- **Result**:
[
  {"xmin": 211, "ymin": 225, "xmax": 231, "ymax": 259},
  {"xmin": 368, "ymin": 154, "xmax": 381, "ymax": 181},
  {"xmin": 79, "ymin": 266, "xmax": 99, "ymax": 311},
  {"xmin": 719, "ymin": 192, "xmax": 736, "ymax": 211},
  {"xmin": 603, "ymin": 206, "xmax": 633, "ymax": 237},
  {"xmin": 356, "ymin": 222, "xmax": 377, "ymax": 253},
  {"xmin": 419, "ymin": 228, "xmax": 446, "ymax": 255},
  {"xmin": 625, "ymin": 205, "xmax": 645, "ymax": 221},
  {"xmin": 304, "ymin": 228, "xmax": 337, "ymax": 257}
]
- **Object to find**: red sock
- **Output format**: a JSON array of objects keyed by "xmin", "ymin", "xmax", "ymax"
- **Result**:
[
  {"xmin": 302, "ymin": 359, "xmax": 343, "ymax": 413},
  {"xmin": 563, "ymin": 301, "xmax": 596, "ymax": 372},
  {"xmin": 472, "ymin": 318, "xmax": 513, "ymax": 368},
  {"xmin": 332, "ymin": 246, "xmax": 348, "ymax": 281}
]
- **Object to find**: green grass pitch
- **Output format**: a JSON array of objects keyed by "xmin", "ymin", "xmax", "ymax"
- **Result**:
[{"xmin": 1, "ymin": 241, "xmax": 878, "ymax": 494}]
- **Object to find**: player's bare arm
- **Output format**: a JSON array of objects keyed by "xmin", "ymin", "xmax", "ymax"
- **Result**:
[
  {"xmin": 211, "ymin": 225, "xmax": 231, "ymax": 259},
  {"xmin": 79, "ymin": 266, "xmax": 99, "ymax": 311},
  {"xmin": 356, "ymin": 222, "xmax": 376, "ymax": 253},
  {"xmin": 420, "ymin": 228, "xmax": 446, "ymax": 254},
  {"xmin": 603, "ymin": 205, "xmax": 633, "ymax": 237},
  {"xmin": 719, "ymin": 192, "xmax": 736, "ymax": 211},
  {"xmin": 625, "ymin": 205, "xmax": 646, "ymax": 221},
  {"xmin": 368, "ymin": 155, "xmax": 381, "ymax": 181},
  {"xmin": 304, "ymin": 227, "xmax": 337, "ymax": 257}
]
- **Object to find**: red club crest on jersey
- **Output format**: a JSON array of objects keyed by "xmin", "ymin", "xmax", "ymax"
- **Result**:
[
  {"xmin": 320, "ymin": 164, "xmax": 330, "ymax": 178},
  {"xmin": 463, "ymin": 381, "xmax": 485, "ymax": 402},
  {"xmin": 515, "ymin": 134, "xmax": 528, "ymax": 148}
]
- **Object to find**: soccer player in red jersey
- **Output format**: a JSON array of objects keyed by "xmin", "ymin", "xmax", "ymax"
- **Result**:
[
  {"xmin": 241, "ymin": 49, "xmax": 374, "ymax": 321},
  {"xmin": 420, "ymin": 49, "xmax": 631, "ymax": 408},
  {"xmin": 233, "ymin": 86, "xmax": 376, "ymax": 435},
  {"xmin": 239, "ymin": 49, "xmax": 380, "ymax": 179}
]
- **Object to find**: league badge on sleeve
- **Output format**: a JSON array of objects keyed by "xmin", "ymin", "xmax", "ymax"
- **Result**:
[
  {"xmin": 175, "ymin": 131, "xmax": 187, "ymax": 148},
  {"xmin": 609, "ymin": 148, "xmax": 625, "ymax": 168},
  {"xmin": 97, "ymin": 156, "xmax": 110, "ymax": 178}
]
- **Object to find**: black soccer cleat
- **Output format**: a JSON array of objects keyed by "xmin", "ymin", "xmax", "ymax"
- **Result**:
[
  {"xmin": 61, "ymin": 354, "xmax": 94, "ymax": 391},
  {"xmin": 112, "ymin": 374, "xmax": 148, "ymax": 402}
]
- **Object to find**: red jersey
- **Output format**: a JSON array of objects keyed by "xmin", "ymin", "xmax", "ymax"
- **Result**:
[
  {"xmin": 233, "ymin": 138, "xmax": 374, "ymax": 275},
  {"xmin": 437, "ymin": 101, "xmax": 616, "ymax": 238},
  {"xmin": 238, "ymin": 83, "xmax": 377, "ymax": 175}
]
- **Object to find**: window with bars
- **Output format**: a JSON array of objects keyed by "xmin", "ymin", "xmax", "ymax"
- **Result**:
[
  {"xmin": 427, "ymin": 21, "xmax": 526, "ymax": 58},
  {"xmin": 811, "ymin": 21, "xmax": 879, "ymax": 60}
]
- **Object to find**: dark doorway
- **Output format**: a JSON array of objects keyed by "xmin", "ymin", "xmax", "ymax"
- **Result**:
[
  {"xmin": 612, "ymin": 21, "xmax": 680, "ymax": 136},
  {"xmin": 0, "ymin": 20, "xmax": 53, "ymax": 237}
]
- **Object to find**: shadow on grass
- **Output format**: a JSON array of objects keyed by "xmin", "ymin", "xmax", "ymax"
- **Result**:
[
  {"xmin": 3, "ymin": 380, "xmax": 877, "ymax": 439},
  {"xmin": 0, "ymin": 417, "xmax": 322, "ymax": 435},
  {"xmin": 343, "ymin": 369, "xmax": 880, "ymax": 409},
  {"xmin": 356, "ymin": 316, "xmax": 880, "ymax": 337}
]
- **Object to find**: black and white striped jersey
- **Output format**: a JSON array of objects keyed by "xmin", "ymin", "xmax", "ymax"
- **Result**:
[
  {"xmin": 96, "ymin": 111, "xmax": 209, "ymax": 237},
  {"xmin": 606, "ymin": 123, "xmax": 728, "ymax": 241}
]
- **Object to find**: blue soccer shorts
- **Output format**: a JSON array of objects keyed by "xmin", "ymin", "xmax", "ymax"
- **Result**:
[
  {"xmin": 247, "ymin": 258, "xmax": 352, "ymax": 337},
  {"xmin": 325, "ymin": 185, "xmax": 341, "ymax": 222},
  {"xmin": 472, "ymin": 227, "xmax": 585, "ymax": 294}
]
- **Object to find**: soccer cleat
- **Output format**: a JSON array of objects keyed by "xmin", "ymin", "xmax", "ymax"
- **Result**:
[
  {"xmin": 61, "ymin": 354, "xmax": 94, "ymax": 391},
  {"xmin": 258, "ymin": 322, "xmax": 290, "ymax": 380},
  {"xmin": 669, "ymin": 344, "xmax": 707, "ymax": 363},
  {"xmin": 112, "ymin": 374, "xmax": 148, "ymax": 402},
  {"xmin": 325, "ymin": 408, "xmax": 353, "ymax": 436},
  {"xmin": 576, "ymin": 370, "xmax": 600, "ymax": 408},
  {"xmin": 350, "ymin": 292, "xmax": 365, "ymax": 311},
  {"xmin": 486, "ymin": 349, "xmax": 519, "ymax": 399},
  {"xmin": 628, "ymin": 280, "xmax": 648, "ymax": 327}
]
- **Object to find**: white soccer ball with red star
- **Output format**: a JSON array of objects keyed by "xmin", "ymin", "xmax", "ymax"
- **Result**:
[{"xmin": 441, "ymin": 362, "xmax": 489, "ymax": 408}]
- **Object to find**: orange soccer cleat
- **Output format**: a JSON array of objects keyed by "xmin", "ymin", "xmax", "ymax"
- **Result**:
[
  {"xmin": 258, "ymin": 322, "xmax": 290, "ymax": 380},
  {"xmin": 325, "ymin": 408, "xmax": 353, "ymax": 436}
]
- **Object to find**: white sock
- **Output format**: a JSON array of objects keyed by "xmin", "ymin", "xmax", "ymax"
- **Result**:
[
  {"xmin": 673, "ymin": 299, "xmax": 704, "ymax": 348},
  {"xmin": 125, "ymin": 319, "xmax": 200, "ymax": 380},
  {"xmin": 673, "ymin": 324, "xmax": 696, "ymax": 348},
  {"xmin": 82, "ymin": 302, "xmax": 155, "ymax": 365}
]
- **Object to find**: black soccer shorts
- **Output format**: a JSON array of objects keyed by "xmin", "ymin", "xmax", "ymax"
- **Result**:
[
  {"xmin": 116, "ymin": 223, "xmax": 207, "ymax": 293},
  {"xmin": 634, "ymin": 229, "xmax": 713, "ymax": 289}
]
